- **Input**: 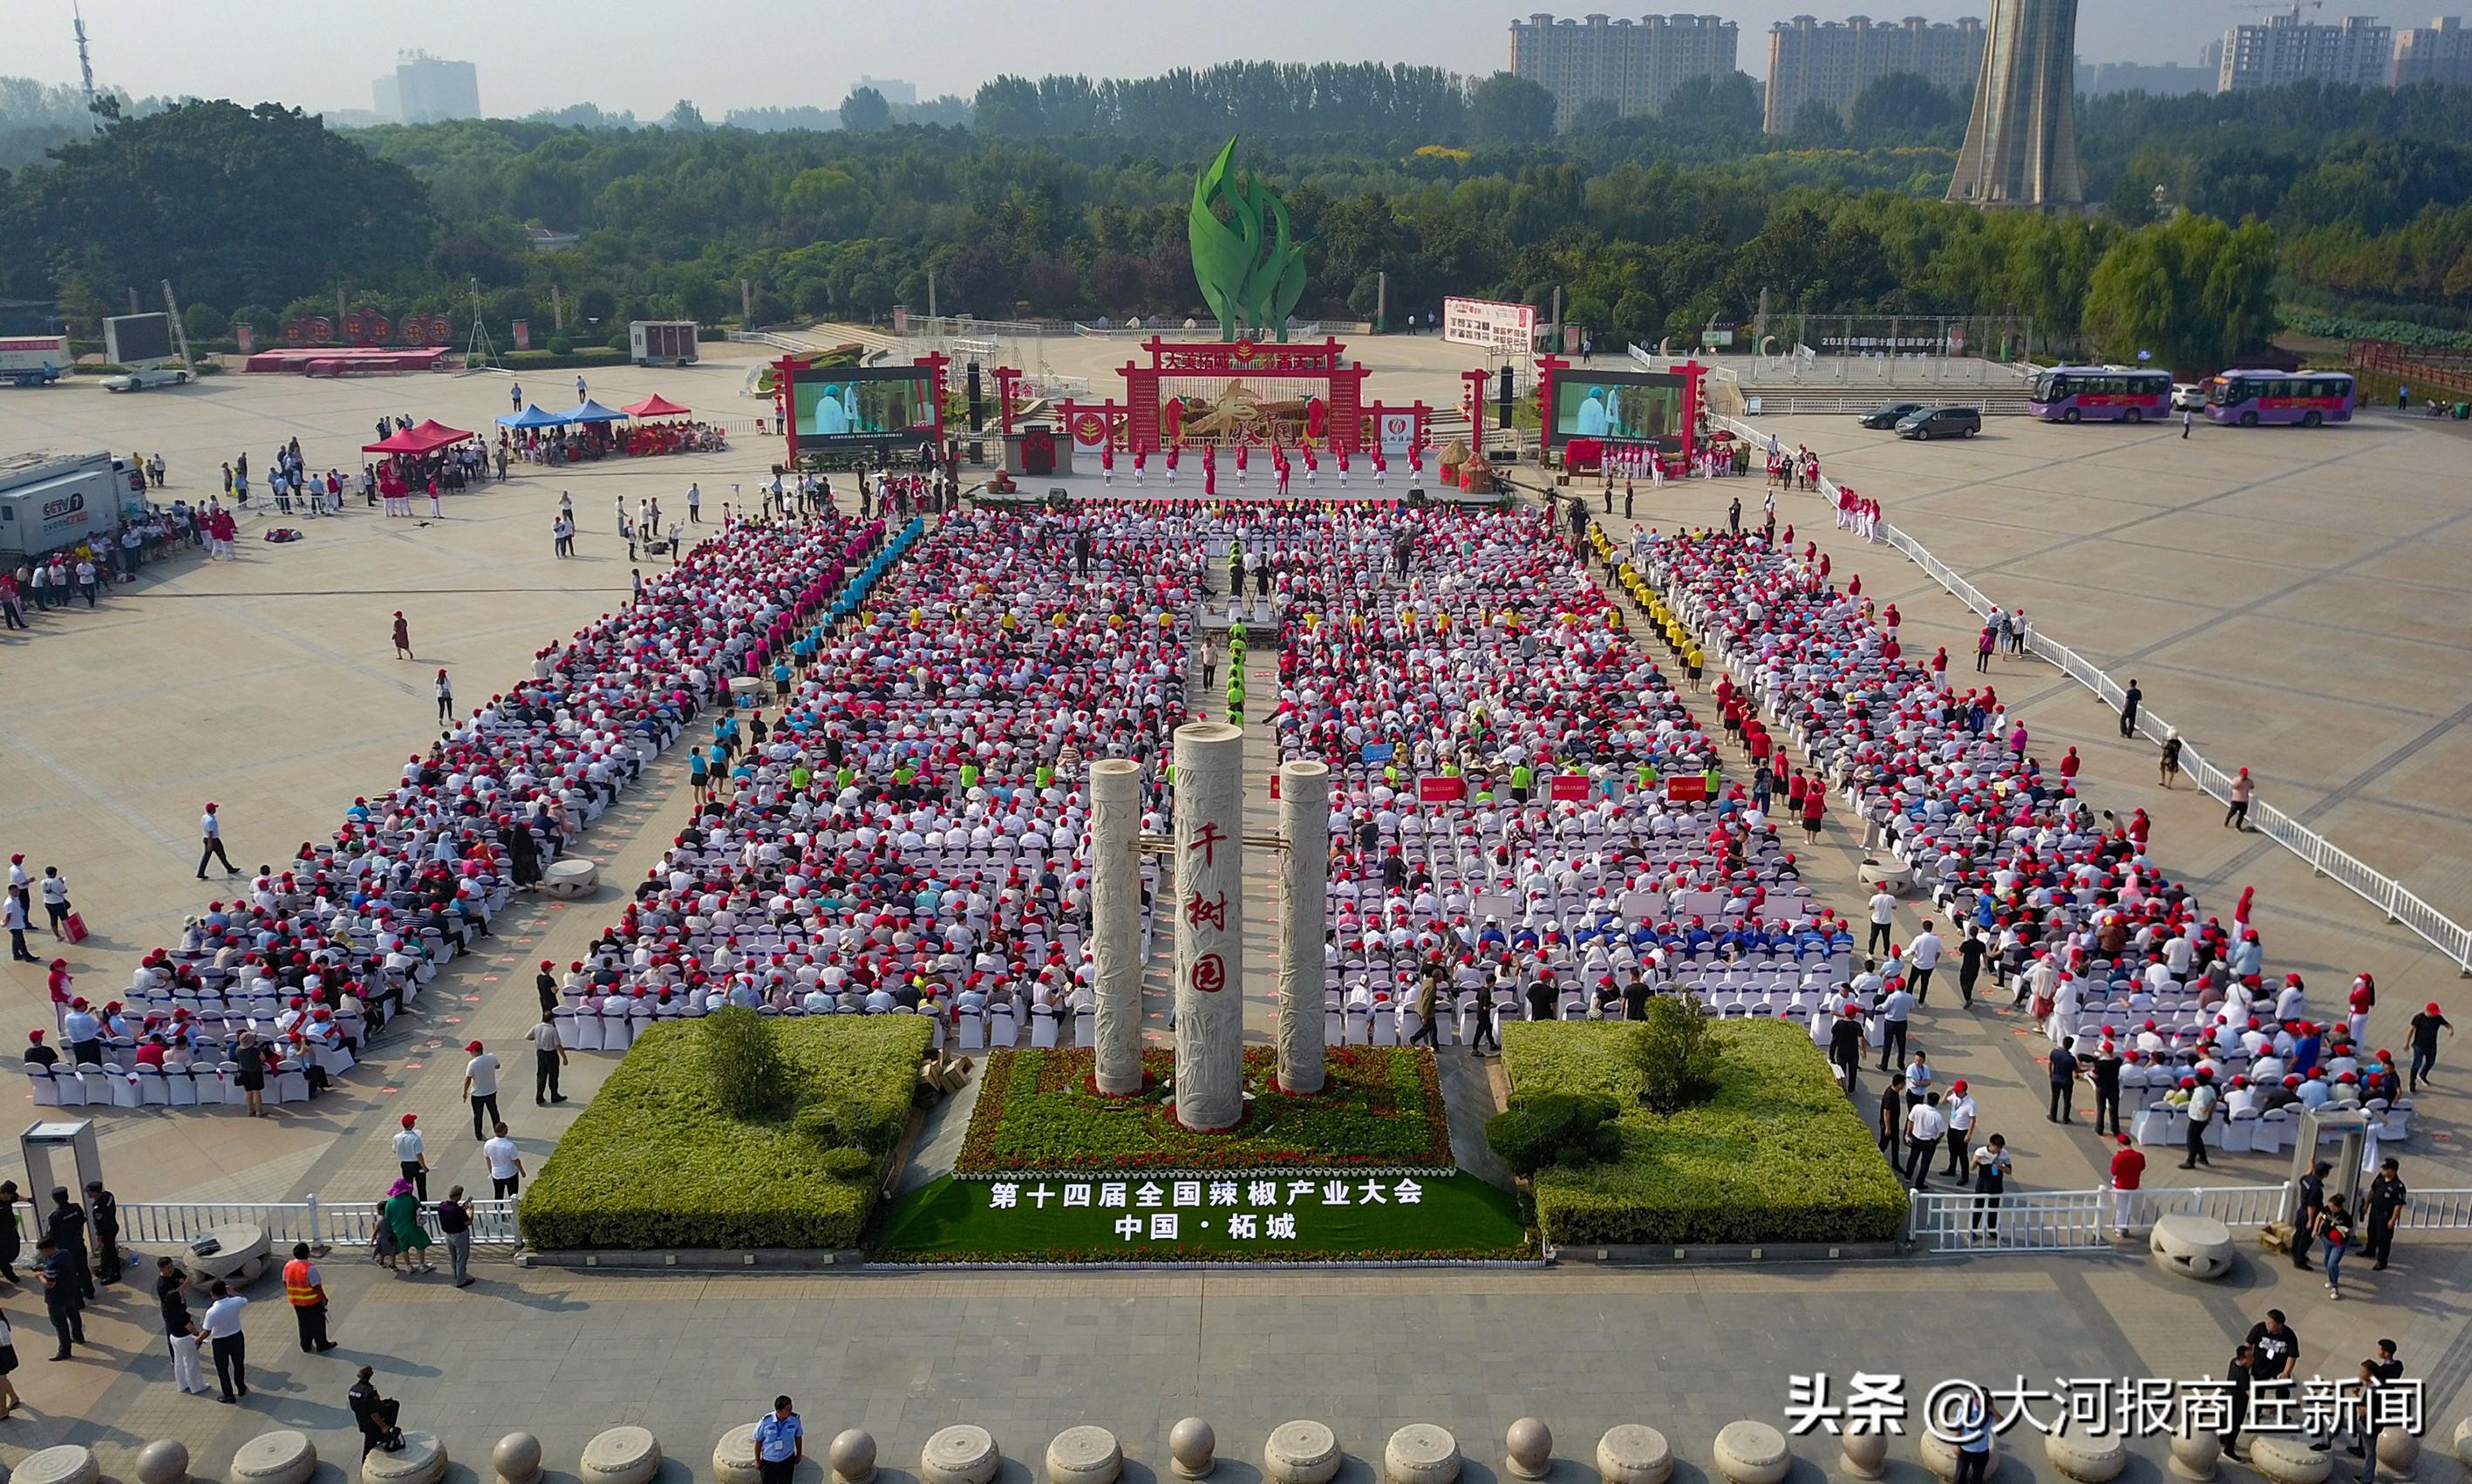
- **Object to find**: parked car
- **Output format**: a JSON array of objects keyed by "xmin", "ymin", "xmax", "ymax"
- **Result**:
[
  {"xmin": 1858, "ymin": 401, "xmax": 1926, "ymax": 429},
  {"xmin": 1894, "ymin": 406, "xmax": 1982, "ymax": 440},
  {"xmin": 101, "ymin": 365, "xmax": 190, "ymax": 392},
  {"xmin": 2171, "ymin": 382, "xmax": 2205, "ymax": 412}
]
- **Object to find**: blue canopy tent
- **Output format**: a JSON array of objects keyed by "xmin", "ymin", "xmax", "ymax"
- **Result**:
[
  {"xmin": 496, "ymin": 404, "xmax": 572, "ymax": 428},
  {"xmin": 569, "ymin": 398, "xmax": 628, "ymax": 424}
]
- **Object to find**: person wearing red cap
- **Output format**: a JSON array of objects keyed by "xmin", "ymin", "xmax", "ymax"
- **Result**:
[
  {"xmin": 196, "ymin": 802, "xmax": 238, "ymax": 880},
  {"xmin": 392, "ymin": 1114, "xmax": 428, "ymax": 1201},
  {"xmin": 461, "ymin": 1042, "xmax": 501, "ymax": 1140},
  {"xmin": 2407, "ymin": 1002, "xmax": 2452, "ymax": 1091},
  {"xmin": 2107, "ymin": 1133, "xmax": 2146, "ymax": 1238},
  {"xmin": 1942, "ymin": 1079, "xmax": 1977, "ymax": 1178}
]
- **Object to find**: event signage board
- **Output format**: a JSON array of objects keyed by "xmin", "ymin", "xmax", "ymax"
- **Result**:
[
  {"xmin": 1441, "ymin": 296, "xmax": 1536, "ymax": 353},
  {"xmin": 1665, "ymin": 774, "xmax": 1709, "ymax": 802},
  {"xmin": 1360, "ymin": 742, "xmax": 1395, "ymax": 765},
  {"xmin": 1417, "ymin": 777, "xmax": 1465, "ymax": 803},
  {"xmin": 1549, "ymin": 774, "xmax": 1591, "ymax": 802},
  {"xmin": 977, "ymin": 1173, "xmax": 1430, "ymax": 1245},
  {"xmin": 788, "ymin": 364, "xmax": 938, "ymax": 452}
]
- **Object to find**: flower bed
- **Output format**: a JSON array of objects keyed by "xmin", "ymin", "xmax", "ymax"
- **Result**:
[
  {"xmin": 521, "ymin": 1015, "xmax": 932, "ymax": 1250},
  {"xmin": 1501, "ymin": 1018, "xmax": 1909, "ymax": 1248},
  {"xmin": 954, "ymin": 1045, "xmax": 1454, "ymax": 1174}
]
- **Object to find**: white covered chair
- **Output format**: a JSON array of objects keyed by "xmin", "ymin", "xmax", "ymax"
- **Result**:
[
  {"xmin": 1344, "ymin": 1007, "xmax": 1372, "ymax": 1045},
  {"xmin": 27, "ymin": 1066, "xmax": 61, "ymax": 1107},
  {"xmin": 987, "ymin": 1008, "xmax": 1018, "ymax": 1049},
  {"xmin": 954, "ymin": 1011, "xmax": 987, "ymax": 1053},
  {"xmin": 167, "ymin": 1069, "xmax": 200, "ymax": 1107},
  {"xmin": 108, "ymin": 1069, "xmax": 141, "ymax": 1108},
  {"xmin": 1029, "ymin": 1010, "xmax": 1059, "ymax": 1049},
  {"xmin": 2221, "ymin": 1108, "xmax": 2257, "ymax": 1154},
  {"xmin": 570, "ymin": 1007, "xmax": 605, "ymax": 1052},
  {"xmin": 273, "ymin": 1060, "xmax": 310, "ymax": 1104},
  {"xmin": 135, "ymin": 1066, "xmax": 169, "ymax": 1106},
  {"xmin": 2255, "ymin": 1106, "xmax": 2292, "ymax": 1155}
]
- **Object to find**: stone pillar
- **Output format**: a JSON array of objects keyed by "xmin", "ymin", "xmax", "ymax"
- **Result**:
[
  {"xmin": 1090, "ymin": 758, "xmax": 1146, "ymax": 1096},
  {"xmin": 1173, "ymin": 721, "xmax": 1246, "ymax": 1131},
  {"xmin": 1277, "ymin": 759, "xmax": 1330, "ymax": 1094}
]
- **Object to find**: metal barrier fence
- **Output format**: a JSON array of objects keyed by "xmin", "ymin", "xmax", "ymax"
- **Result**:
[
  {"xmin": 1908, "ymin": 1182, "xmax": 2472, "ymax": 1254},
  {"xmin": 1709, "ymin": 412, "xmax": 2472, "ymax": 976},
  {"xmin": 13, "ymin": 1195, "xmax": 521, "ymax": 1250}
]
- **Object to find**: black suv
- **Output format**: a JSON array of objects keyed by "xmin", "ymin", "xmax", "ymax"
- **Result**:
[
  {"xmin": 1858, "ymin": 401, "xmax": 1925, "ymax": 429},
  {"xmin": 1894, "ymin": 406, "xmax": 1982, "ymax": 440}
]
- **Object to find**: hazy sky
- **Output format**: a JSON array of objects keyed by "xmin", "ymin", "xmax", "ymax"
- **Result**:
[{"xmin": 26, "ymin": 0, "xmax": 2278, "ymax": 119}]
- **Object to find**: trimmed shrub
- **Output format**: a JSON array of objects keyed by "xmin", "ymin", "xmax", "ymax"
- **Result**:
[
  {"xmin": 521, "ymin": 1015, "xmax": 930, "ymax": 1250},
  {"xmin": 1485, "ymin": 1092, "xmax": 1622, "ymax": 1176},
  {"xmin": 1633, "ymin": 996, "xmax": 1719, "ymax": 1113},
  {"xmin": 1502, "ymin": 1018, "xmax": 1908, "ymax": 1247},
  {"xmin": 546, "ymin": 335, "xmax": 574, "ymax": 355},
  {"xmin": 703, "ymin": 1007, "xmax": 788, "ymax": 1119}
]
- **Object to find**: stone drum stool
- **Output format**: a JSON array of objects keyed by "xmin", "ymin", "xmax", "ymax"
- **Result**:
[
  {"xmin": 2246, "ymin": 1438, "xmax": 2332, "ymax": 1484},
  {"xmin": 1047, "ymin": 1427, "xmax": 1123, "ymax": 1484},
  {"xmin": 922, "ymin": 1426, "xmax": 1001, "ymax": 1484},
  {"xmin": 232, "ymin": 1433, "xmax": 319, "ymax": 1484},
  {"xmin": 1263, "ymin": 1421, "xmax": 1343, "ymax": 1484},
  {"xmin": 1386, "ymin": 1426, "xmax": 1460, "ymax": 1484},
  {"xmin": 714, "ymin": 1425, "xmax": 763, "ymax": 1484},
  {"xmin": 1597, "ymin": 1426, "xmax": 1672, "ymax": 1484},
  {"xmin": 2149, "ymin": 1213, "xmax": 2236, "ymax": 1280},
  {"xmin": 1713, "ymin": 1423, "xmax": 1789, "ymax": 1484},
  {"xmin": 17, "ymin": 1447, "xmax": 101, "ymax": 1484},
  {"xmin": 581, "ymin": 1427, "xmax": 664, "ymax": 1484},
  {"xmin": 2044, "ymin": 1431, "xmax": 2126, "ymax": 1483},
  {"xmin": 543, "ymin": 859, "xmax": 600, "ymax": 899},
  {"xmin": 364, "ymin": 1433, "xmax": 448, "ymax": 1484}
]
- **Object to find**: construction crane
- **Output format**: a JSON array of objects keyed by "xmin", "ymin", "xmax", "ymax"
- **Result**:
[{"xmin": 2226, "ymin": 1, "xmax": 2326, "ymax": 17}]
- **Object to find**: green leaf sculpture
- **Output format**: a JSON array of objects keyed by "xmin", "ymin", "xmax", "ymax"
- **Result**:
[{"xmin": 1188, "ymin": 136, "xmax": 1309, "ymax": 342}]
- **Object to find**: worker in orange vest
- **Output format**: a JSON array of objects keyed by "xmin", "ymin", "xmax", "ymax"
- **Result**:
[{"xmin": 282, "ymin": 1242, "xmax": 337, "ymax": 1353}]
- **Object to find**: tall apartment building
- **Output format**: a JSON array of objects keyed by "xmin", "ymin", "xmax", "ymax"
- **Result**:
[
  {"xmin": 375, "ymin": 52, "xmax": 480, "ymax": 123},
  {"xmin": 1508, "ymin": 13, "xmax": 1741, "ymax": 126},
  {"xmin": 2217, "ymin": 13, "xmax": 2393, "ymax": 91},
  {"xmin": 2392, "ymin": 16, "xmax": 2472, "ymax": 86},
  {"xmin": 1763, "ymin": 15, "xmax": 1986, "ymax": 133},
  {"xmin": 1947, "ymin": 0, "xmax": 2081, "ymax": 209}
]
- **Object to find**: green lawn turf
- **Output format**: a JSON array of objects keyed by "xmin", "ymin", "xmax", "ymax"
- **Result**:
[
  {"xmin": 1501, "ymin": 1018, "xmax": 1910, "ymax": 1248},
  {"xmin": 874, "ymin": 1170, "xmax": 1532, "ymax": 1262},
  {"xmin": 955, "ymin": 1045, "xmax": 1454, "ymax": 1174}
]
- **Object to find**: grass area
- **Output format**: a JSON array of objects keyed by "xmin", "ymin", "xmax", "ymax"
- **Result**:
[
  {"xmin": 521, "ymin": 1015, "xmax": 932, "ymax": 1250},
  {"xmin": 874, "ymin": 1170, "xmax": 1531, "ymax": 1263},
  {"xmin": 1501, "ymin": 1018, "xmax": 1909, "ymax": 1248},
  {"xmin": 955, "ymin": 1045, "xmax": 1453, "ymax": 1174}
]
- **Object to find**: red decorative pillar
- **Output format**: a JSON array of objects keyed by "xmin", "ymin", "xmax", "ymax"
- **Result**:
[
  {"xmin": 992, "ymin": 367, "xmax": 1022, "ymax": 438},
  {"xmin": 1461, "ymin": 369, "xmax": 1491, "ymax": 446},
  {"xmin": 1535, "ymin": 355, "xmax": 1569, "ymax": 458},
  {"xmin": 1679, "ymin": 358, "xmax": 1707, "ymax": 466},
  {"xmin": 773, "ymin": 355, "xmax": 802, "ymax": 466}
]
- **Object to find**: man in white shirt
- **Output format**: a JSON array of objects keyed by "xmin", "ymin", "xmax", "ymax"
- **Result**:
[
  {"xmin": 461, "ymin": 1041, "xmax": 501, "ymax": 1140},
  {"xmin": 392, "ymin": 1113, "xmax": 428, "ymax": 1200},
  {"xmin": 201, "ymin": 1279, "xmax": 250, "ymax": 1402},
  {"xmin": 1903, "ymin": 1093, "xmax": 1948, "ymax": 1191},
  {"xmin": 1867, "ymin": 890, "xmax": 1897, "ymax": 956},
  {"xmin": 1876, "ymin": 984, "xmax": 1916, "ymax": 1072},
  {"xmin": 198, "ymin": 801, "xmax": 239, "ymax": 879},
  {"xmin": 481, "ymin": 1121, "xmax": 524, "ymax": 1199},
  {"xmin": 524, "ymin": 1012, "xmax": 569, "ymax": 1106},
  {"xmin": 1940, "ymin": 1079, "xmax": 1978, "ymax": 1178},
  {"xmin": 1907, "ymin": 921, "xmax": 1944, "ymax": 1004}
]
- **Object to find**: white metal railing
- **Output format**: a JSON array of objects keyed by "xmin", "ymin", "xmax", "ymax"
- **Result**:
[
  {"xmin": 1910, "ymin": 1181, "xmax": 2472, "ymax": 1253},
  {"xmin": 14, "ymin": 1195, "xmax": 521, "ymax": 1249},
  {"xmin": 1711, "ymin": 411, "xmax": 2472, "ymax": 976}
]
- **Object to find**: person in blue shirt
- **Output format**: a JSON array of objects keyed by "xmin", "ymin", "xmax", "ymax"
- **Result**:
[{"xmin": 752, "ymin": 1397, "xmax": 804, "ymax": 1484}]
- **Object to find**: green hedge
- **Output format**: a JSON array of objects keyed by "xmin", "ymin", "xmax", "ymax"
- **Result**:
[
  {"xmin": 1501, "ymin": 1018, "xmax": 1909, "ymax": 1247},
  {"xmin": 2281, "ymin": 307, "xmax": 2472, "ymax": 351},
  {"xmin": 957, "ymin": 1045, "xmax": 1453, "ymax": 1173},
  {"xmin": 521, "ymin": 1015, "xmax": 930, "ymax": 1250},
  {"xmin": 481, "ymin": 346, "xmax": 632, "ymax": 371}
]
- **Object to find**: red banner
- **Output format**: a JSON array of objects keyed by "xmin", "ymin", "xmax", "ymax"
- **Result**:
[
  {"xmin": 512, "ymin": 319, "xmax": 530, "ymax": 351},
  {"xmin": 1549, "ymin": 774, "xmax": 1592, "ymax": 802},
  {"xmin": 1417, "ymin": 777, "xmax": 1465, "ymax": 804},
  {"xmin": 1665, "ymin": 775, "xmax": 1709, "ymax": 802}
]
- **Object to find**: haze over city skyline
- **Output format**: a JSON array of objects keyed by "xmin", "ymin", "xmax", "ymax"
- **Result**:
[{"xmin": 22, "ymin": 0, "xmax": 2298, "ymax": 121}]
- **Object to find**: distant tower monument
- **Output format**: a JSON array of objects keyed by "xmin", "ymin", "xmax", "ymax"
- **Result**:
[{"xmin": 1947, "ymin": 0, "xmax": 2083, "ymax": 210}]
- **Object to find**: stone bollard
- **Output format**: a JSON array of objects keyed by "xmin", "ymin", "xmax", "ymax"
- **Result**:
[
  {"xmin": 495, "ymin": 1434, "xmax": 546, "ymax": 1484},
  {"xmin": 2042, "ymin": 1431, "xmax": 2126, "ymax": 1483},
  {"xmin": 2454, "ymin": 1419, "xmax": 2472, "ymax": 1469},
  {"xmin": 17, "ymin": 1447, "xmax": 100, "ymax": 1484},
  {"xmin": 1595, "ymin": 1427, "xmax": 1672, "ymax": 1484},
  {"xmin": 1263, "ymin": 1421, "xmax": 1343, "ymax": 1484},
  {"xmin": 2167, "ymin": 1429, "xmax": 2221, "ymax": 1482},
  {"xmin": 714, "ymin": 1425, "xmax": 763, "ymax": 1484},
  {"xmin": 2245, "ymin": 1437, "xmax": 2332, "ymax": 1484},
  {"xmin": 362, "ymin": 1433, "xmax": 448, "ymax": 1484},
  {"xmin": 230, "ymin": 1433, "xmax": 319, "ymax": 1484},
  {"xmin": 581, "ymin": 1427, "xmax": 664, "ymax": 1484},
  {"xmin": 2375, "ymin": 1426, "xmax": 2421, "ymax": 1481},
  {"xmin": 137, "ymin": 1440, "xmax": 192, "ymax": 1484},
  {"xmin": 1386, "ymin": 1426, "xmax": 1461, "ymax": 1484},
  {"xmin": 922, "ymin": 1426, "xmax": 1002, "ymax": 1484},
  {"xmin": 1712, "ymin": 1422, "xmax": 1789, "ymax": 1484},
  {"xmin": 1838, "ymin": 1433, "xmax": 1888, "ymax": 1481},
  {"xmin": 1169, "ymin": 1419, "xmax": 1216, "ymax": 1481},
  {"xmin": 830, "ymin": 1430, "xmax": 878, "ymax": 1484},
  {"xmin": 1918, "ymin": 1430, "xmax": 1987, "ymax": 1484},
  {"xmin": 1048, "ymin": 1427, "xmax": 1123, "ymax": 1484},
  {"xmin": 1504, "ymin": 1419, "xmax": 1552, "ymax": 1481}
]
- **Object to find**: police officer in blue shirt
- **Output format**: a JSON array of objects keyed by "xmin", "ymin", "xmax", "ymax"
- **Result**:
[{"xmin": 752, "ymin": 1396, "xmax": 804, "ymax": 1484}]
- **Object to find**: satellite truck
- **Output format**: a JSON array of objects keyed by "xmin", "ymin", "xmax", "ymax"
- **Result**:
[
  {"xmin": 0, "ymin": 452, "xmax": 126, "ymax": 560},
  {"xmin": 0, "ymin": 336, "xmax": 71, "ymax": 387}
]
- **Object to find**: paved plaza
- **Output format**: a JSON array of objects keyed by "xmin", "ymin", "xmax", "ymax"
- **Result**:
[{"xmin": 2, "ymin": 348, "xmax": 2471, "ymax": 1481}]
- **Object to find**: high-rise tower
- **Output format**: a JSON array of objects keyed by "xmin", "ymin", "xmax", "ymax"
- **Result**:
[{"xmin": 1946, "ymin": 0, "xmax": 2082, "ymax": 210}]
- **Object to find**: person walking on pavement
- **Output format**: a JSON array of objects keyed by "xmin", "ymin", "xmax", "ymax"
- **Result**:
[
  {"xmin": 1406, "ymin": 972, "xmax": 1440, "ymax": 1049},
  {"xmin": 393, "ymin": 1113, "xmax": 429, "ymax": 1200},
  {"xmin": 201, "ymin": 1278, "xmax": 249, "ymax": 1399},
  {"xmin": 754, "ymin": 1396, "xmax": 806, "ymax": 1484},
  {"xmin": 45, "ymin": 1188, "xmax": 94, "ymax": 1301},
  {"xmin": 1907, "ymin": 921, "xmax": 1943, "ymax": 1004},
  {"xmin": 1467, "ymin": 983, "xmax": 1498, "ymax": 1056},
  {"xmin": 463, "ymin": 1040, "xmax": 501, "ymax": 1138},
  {"xmin": 157, "ymin": 1256, "xmax": 211, "ymax": 1395},
  {"xmin": 1866, "ymin": 888, "xmax": 1897, "ymax": 956},
  {"xmin": 2316, "ymin": 1193, "xmax": 2357, "ymax": 1298},
  {"xmin": 392, "ymin": 611, "xmax": 414, "ymax": 660},
  {"xmin": 526, "ymin": 1011, "xmax": 569, "ymax": 1104},
  {"xmin": 83, "ymin": 1180, "xmax": 119, "ymax": 1283},
  {"xmin": 2292, "ymin": 1160, "xmax": 2330, "ymax": 1271},
  {"xmin": 434, "ymin": 669, "xmax": 453, "ymax": 724},
  {"xmin": 282, "ymin": 1242, "xmax": 338, "ymax": 1352},
  {"xmin": 2182, "ymin": 1072, "xmax": 2219, "ymax": 1169},
  {"xmin": 383, "ymin": 1180, "xmax": 433, "ymax": 1274},
  {"xmin": 483, "ymin": 1122, "xmax": 524, "ymax": 1198},
  {"xmin": 2108, "ymin": 1134, "xmax": 2146, "ymax": 1237},
  {"xmin": 197, "ymin": 801, "xmax": 239, "ymax": 879},
  {"xmin": 1876, "ymin": 978, "xmax": 1914, "ymax": 1072},
  {"xmin": 0, "ymin": 1179, "xmax": 24, "ymax": 1282},
  {"xmin": 2119, "ymin": 677, "xmax": 2142, "ymax": 738},
  {"xmin": 2366, "ymin": 1157, "xmax": 2407, "ymax": 1270},
  {"xmin": 35, "ymin": 1237, "xmax": 83, "ymax": 1358},
  {"xmin": 1878, "ymin": 1072, "xmax": 1907, "ymax": 1151},
  {"xmin": 436, "ymin": 1186, "xmax": 474, "ymax": 1288},
  {"xmin": 2089, "ymin": 1039, "xmax": 2125, "ymax": 1136},
  {"xmin": 1967, "ymin": 1134, "xmax": 2011, "ymax": 1236},
  {"xmin": 2407, "ymin": 1002, "xmax": 2453, "ymax": 1090},
  {"xmin": 1941, "ymin": 1079, "xmax": 1977, "ymax": 1177},
  {"xmin": 1828, "ymin": 1004, "xmax": 1864, "ymax": 1096},
  {"xmin": 2046, "ymin": 1038, "xmax": 2080, "ymax": 1124}
]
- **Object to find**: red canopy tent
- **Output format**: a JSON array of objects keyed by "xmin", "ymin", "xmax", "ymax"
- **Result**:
[
  {"xmin": 362, "ymin": 419, "xmax": 474, "ymax": 455},
  {"xmin": 621, "ymin": 394, "xmax": 691, "ymax": 419}
]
